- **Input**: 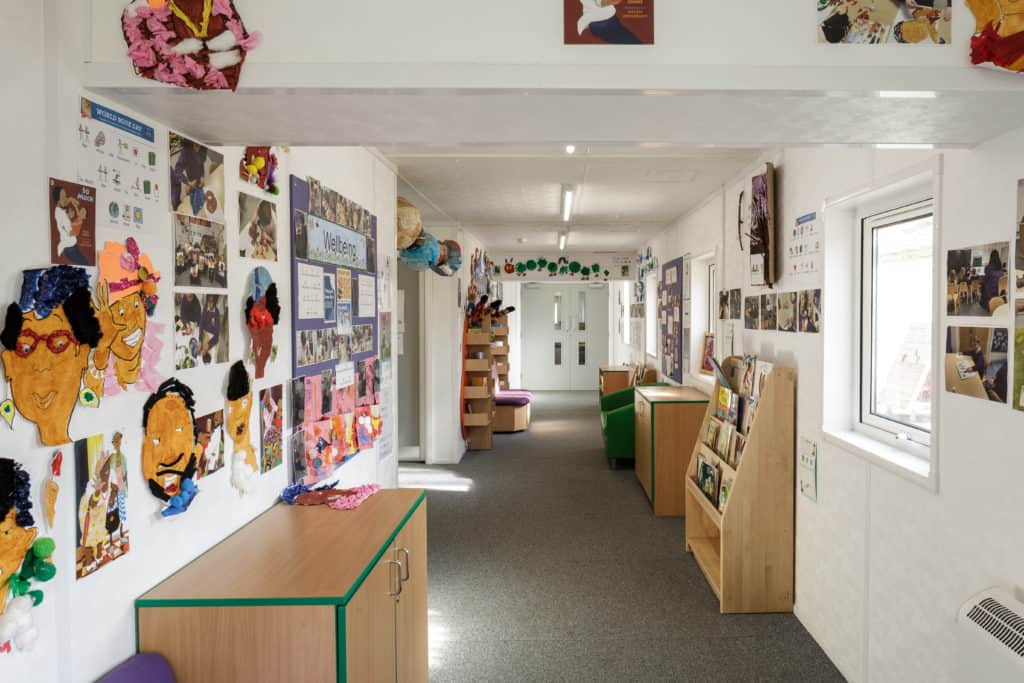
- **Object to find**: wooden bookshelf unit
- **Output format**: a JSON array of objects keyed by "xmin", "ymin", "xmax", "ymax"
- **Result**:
[
  {"xmin": 492, "ymin": 315, "xmax": 510, "ymax": 390},
  {"xmin": 684, "ymin": 356, "xmax": 795, "ymax": 614},
  {"xmin": 462, "ymin": 315, "xmax": 496, "ymax": 450}
]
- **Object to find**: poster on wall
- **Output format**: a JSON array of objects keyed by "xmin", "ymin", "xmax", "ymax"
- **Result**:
[
  {"xmin": 169, "ymin": 132, "xmax": 225, "ymax": 223},
  {"xmin": 74, "ymin": 432, "xmax": 130, "ymax": 580},
  {"xmin": 788, "ymin": 212, "xmax": 822, "ymax": 277},
  {"xmin": 817, "ymin": 0, "xmax": 951, "ymax": 44},
  {"xmin": 173, "ymin": 215, "xmax": 228, "ymax": 288},
  {"xmin": 564, "ymin": 0, "xmax": 654, "ymax": 44},
  {"xmin": 945, "ymin": 326, "xmax": 1008, "ymax": 404},
  {"xmin": 49, "ymin": 178, "xmax": 97, "ymax": 267},
  {"xmin": 946, "ymin": 241, "xmax": 1011, "ymax": 317},
  {"xmin": 76, "ymin": 97, "xmax": 161, "ymax": 232},
  {"xmin": 238, "ymin": 192, "xmax": 278, "ymax": 261},
  {"xmin": 659, "ymin": 258, "xmax": 683, "ymax": 382}
]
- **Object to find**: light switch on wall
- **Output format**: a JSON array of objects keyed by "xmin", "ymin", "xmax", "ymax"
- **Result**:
[{"xmin": 798, "ymin": 436, "xmax": 818, "ymax": 502}]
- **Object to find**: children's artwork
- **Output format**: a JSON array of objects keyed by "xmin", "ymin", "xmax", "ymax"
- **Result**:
[
  {"xmin": 245, "ymin": 267, "xmax": 280, "ymax": 379},
  {"xmin": 744, "ymin": 295, "xmax": 761, "ymax": 331},
  {"xmin": 380, "ymin": 313, "xmax": 392, "ymax": 362},
  {"xmin": 396, "ymin": 198, "xmax": 463, "ymax": 277},
  {"xmin": 1, "ymin": 266, "xmax": 103, "ymax": 446},
  {"xmin": 946, "ymin": 242, "xmax": 1011, "ymax": 317},
  {"xmin": 142, "ymin": 379, "xmax": 200, "ymax": 516},
  {"xmin": 260, "ymin": 385, "xmax": 283, "ymax": 473},
  {"xmin": 778, "ymin": 291, "xmax": 798, "ymax": 332},
  {"xmin": 1017, "ymin": 182, "xmax": 1024, "ymax": 324},
  {"xmin": 74, "ymin": 432, "xmax": 130, "ymax": 579},
  {"xmin": 750, "ymin": 164, "xmax": 776, "ymax": 287},
  {"xmin": 760, "ymin": 293, "xmax": 778, "ymax": 331},
  {"xmin": 699, "ymin": 333, "xmax": 715, "ymax": 376},
  {"xmin": 195, "ymin": 410, "xmax": 225, "ymax": 478},
  {"xmin": 43, "ymin": 451, "xmax": 62, "ymax": 531},
  {"xmin": 49, "ymin": 178, "xmax": 96, "ymax": 267},
  {"xmin": 174, "ymin": 214, "xmax": 228, "ymax": 288},
  {"xmin": 0, "ymin": 458, "xmax": 56, "ymax": 652},
  {"xmin": 1014, "ymin": 328, "xmax": 1024, "ymax": 412},
  {"xmin": 169, "ymin": 133, "xmax": 225, "ymax": 221},
  {"xmin": 87, "ymin": 238, "xmax": 164, "ymax": 400},
  {"xmin": 238, "ymin": 192, "xmax": 277, "ymax": 260},
  {"xmin": 122, "ymin": 0, "xmax": 262, "ymax": 91},
  {"xmin": 944, "ymin": 326, "xmax": 1009, "ymax": 404},
  {"xmin": 76, "ymin": 97, "xmax": 161, "ymax": 233},
  {"xmin": 226, "ymin": 362, "xmax": 258, "ymax": 493},
  {"xmin": 968, "ymin": 0, "xmax": 1024, "ymax": 71},
  {"xmin": 240, "ymin": 146, "xmax": 280, "ymax": 195},
  {"xmin": 564, "ymin": 0, "xmax": 654, "ymax": 44},
  {"xmin": 660, "ymin": 258, "xmax": 684, "ymax": 383},
  {"xmin": 799, "ymin": 289, "xmax": 822, "ymax": 333},
  {"xmin": 173, "ymin": 293, "xmax": 229, "ymax": 369},
  {"xmin": 818, "ymin": 0, "xmax": 951, "ymax": 44}
]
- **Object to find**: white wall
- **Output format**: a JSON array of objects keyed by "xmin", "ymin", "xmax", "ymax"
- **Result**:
[
  {"xmin": 638, "ymin": 136, "xmax": 1024, "ymax": 682},
  {"xmin": 0, "ymin": 4, "xmax": 397, "ymax": 681}
]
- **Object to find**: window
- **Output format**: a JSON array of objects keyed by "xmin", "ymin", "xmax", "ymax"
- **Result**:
[
  {"xmin": 577, "ymin": 291, "xmax": 586, "ymax": 331},
  {"xmin": 645, "ymin": 274, "xmax": 657, "ymax": 357},
  {"xmin": 623, "ymin": 281, "xmax": 632, "ymax": 344},
  {"xmin": 707, "ymin": 263, "xmax": 717, "ymax": 331},
  {"xmin": 860, "ymin": 200, "xmax": 934, "ymax": 447},
  {"xmin": 553, "ymin": 292, "xmax": 562, "ymax": 331}
]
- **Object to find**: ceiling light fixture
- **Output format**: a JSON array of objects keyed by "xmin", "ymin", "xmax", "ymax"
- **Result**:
[
  {"xmin": 875, "ymin": 143, "xmax": 935, "ymax": 150},
  {"xmin": 877, "ymin": 90, "xmax": 937, "ymax": 99},
  {"xmin": 561, "ymin": 185, "xmax": 575, "ymax": 222},
  {"xmin": 558, "ymin": 231, "xmax": 568, "ymax": 251},
  {"xmin": 565, "ymin": 144, "xmax": 576, "ymax": 155}
]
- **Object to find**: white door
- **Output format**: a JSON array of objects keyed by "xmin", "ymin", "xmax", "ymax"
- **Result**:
[{"xmin": 521, "ymin": 283, "xmax": 609, "ymax": 390}]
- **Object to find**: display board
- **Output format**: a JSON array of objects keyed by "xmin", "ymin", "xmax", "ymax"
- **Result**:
[
  {"xmin": 288, "ymin": 175, "xmax": 382, "ymax": 485},
  {"xmin": 660, "ymin": 258, "xmax": 684, "ymax": 383}
]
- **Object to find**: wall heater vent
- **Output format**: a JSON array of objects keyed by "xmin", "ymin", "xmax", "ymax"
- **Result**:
[{"xmin": 957, "ymin": 588, "xmax": 1024, "ymax": 682}]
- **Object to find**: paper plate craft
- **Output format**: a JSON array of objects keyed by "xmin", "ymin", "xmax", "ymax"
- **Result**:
[
  {"xmin": 226, "ymin": 361, "xmax": 258, "ymax": 493},
  {"xmin": 245, "ymin": 267, "xmax": 280, "ymax": 380},
  {"xmin": 968, "ymin": 0, "xmax": 1024, "ymax": 72},
  {"xmin": 1, "ymin": 266, "xmax": 103, "ymax": 446},
  {"xmin": 141, "ymin": 379, "xmax": 201, "ymax": 517},
  {"xmin": 240, "ymin": 146, "xmax": 280, "ymax": 195},
  {"xmin": 85, "ymin": 238, "xmax": 163, "ymax": 402},
  {"xmin": 122, "ymin": 0, "xmax": 262, "ymax": 91}
]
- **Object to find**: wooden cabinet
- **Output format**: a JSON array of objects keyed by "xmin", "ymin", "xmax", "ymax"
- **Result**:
[
  {"xmin": 599, "ymin": 366, "xmax": 633, "ymax": 396},
  {"xmin": 137, "ymin": 489, "xmax": 427, "ymax": 683},
  {"xmin": 634, "ymin": 386, "xmax": 709, "ymax": 517}
]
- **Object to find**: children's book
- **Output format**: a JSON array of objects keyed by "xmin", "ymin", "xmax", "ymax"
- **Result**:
[
  {"xmin": 740, "ymin": 354, "xmax": 757, "ymax": 396},
  {"xmin": 718, "ymin": 475, "xmax": 733, "ymax": 512},
  {"xmin": 742, "ymin": 396, "xmax": 759, "ymax": 434},
  {"xmin": 752, "ymin": 360, "xmax": 774, "ymax": 398},
  {"xmin": 697, "ymin": 455, "xmax": 719, "ymax": 504},
  {"xmin": 703, "ymin": 418, "xmax": 720, "ymax": 448},
  {"xmin": 715, "ymin": 385, "xmax": 732, "ymax": 421}
]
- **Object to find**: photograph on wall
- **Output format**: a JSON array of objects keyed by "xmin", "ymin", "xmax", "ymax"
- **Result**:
[
  {"xmin": 699, "ymin": 333, "xmax": 715, "ymax": 376},
  {"xmin": 744, "ymin": 296, "xmax": 760, "ymax": 330},
  {"xmin": 947, "ymin": 241, "xmax": 1011, "ymax": 317},
  {"xmin": 296, "ymin": 327, "xmax": 342, "ymax": 368},
  {"xmin": 238, "ymin": 192, "xmax": 278, "ymax": 261},
  {"xmin": 799, "ymin": 289, "xmax": 822, "ymax": 333},
  {"xmin": 564, "ymin": 0, "xmax": 654, "ymax": 44},
  {"xmin": 75, "ymin": 432, "xmax": 130, "ymax": 580},
  {"xmin": 77, "ymin": 97, "xmax": 162, "ymax": 232},
  {"xmin": 1015, "ymin": 329, "xmax": 1024, "ymax": 412},
  {"xmin": 817, "ymin": 0, "xmax": 951, "ymax": 45},
  {"xmin": 292, "ymin": 210, "xmax": 308, "ymax": 260},
  {"xmin": 718, "ymin": 291, "xmax": 730, "ymax": 320},
  {"xmin": 945, "ymin": 326, "xmax": 1008, "ymax": 404},
  {"xmin": 195, "ymin": 410, "xmax": 225, "ymax": 478},
  {"xmin": 380, "ymin": 312, "xmax": 393, "ymax": 362},
  {"xmin": 760, "ymin": 293, "xmax": 778, "ymax": 331},
  {"xmin": 169, "ymin": 132, "xmax": 225, "ymax": 222},
  {"xmin": 1014, "ymin": 180, "xmax": 1024, "ymax": 323},
  {"xmin": 778, "ymin": 291, "xmax": 798, "ymax": 332},
  {"xmin": 49, "ymin": 178, "xmax": 97, "ymax": 267},
  {"xmin": 357, "ymin": 356, "xmax": 382, "ymax": 406},
  {"xmin": 323, "ymin": 273, "xmax": 337, "ymax": 324},
  {"xmin": 750, "ymin": 164, "xmax": 776, "ymax": 287},
  {"xmin": 173, "ymin": 292, "xmax": 229, "ymax": 369},
  {"xmin": 260, "ymin": 385, "xmax": 284, "ymax": 473},
  {"xmin": 173, "ymin": 214, "xmax": 228, "ymax": 288},
  {"xmin": 729, "ymin": 289, "xmax": 742, "ymax": 319},
  {"xmin": 351, "ymin": 324, "xmax": 375, "ymax": 356}
]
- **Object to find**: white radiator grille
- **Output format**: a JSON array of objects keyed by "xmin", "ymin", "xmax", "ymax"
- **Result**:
[{"xmin": 966, "ymin": 597, "xmax": 1024, "ymax": 657}]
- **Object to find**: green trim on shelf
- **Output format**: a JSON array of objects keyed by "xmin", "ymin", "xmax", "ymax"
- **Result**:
[
  {"xmin": 134, "ymin": 605, "xmax": 140, "ymax": 654},
  {"xmin": 337, "ymin": 606, "xmax": 347, "ymax": 683},
  {"xmin": 342, "ymin": 490, "xmax": 426, "ymax": 605},
  {"xmin": 650, "ymin": 402, "xmax": 656, "ymax": 509}
]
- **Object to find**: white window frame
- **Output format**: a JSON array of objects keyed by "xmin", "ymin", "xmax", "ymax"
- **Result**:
[
  {"xmin": 622, "ymin": 281, "xmax": 632, "ymax": 345},
  {"xmin": 707, "ymin": 263, "xmax": 718, "ymax": 332},
  {"xmin": 645, "ymin": 273, "xmax": 658, "ymax": 358},
  {"xmin": 858, "ymin": 199, "xmax": 934, "ymax": 449}
]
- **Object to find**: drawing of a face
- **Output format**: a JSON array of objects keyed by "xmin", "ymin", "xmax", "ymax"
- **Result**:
[
  {"xmin": 2, "ymin": 306, "xmax": 91, "ymax": 445},
  {"xmin": 0, "ymin": 509, "xmax": 36, "ymax": 615},
  {"xmin": 142, "ymin": 393, "xmax": 199, "ymax": 501}
]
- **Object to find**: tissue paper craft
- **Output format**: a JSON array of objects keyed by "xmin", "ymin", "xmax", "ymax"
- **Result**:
[
  {"xmin": 245, "ymin": 267, "xmax": 280, "ymax": 379},
  {"xmin": 226, "ymin": 361, "xmax": 257, "ymax": 493},
  {"xmin": 141, "ymin": 379, "xmax": 201, "ymax": 517},
  {"xmin": 240, "ymin": 146, "xmax": 280, "ymax": 195}
]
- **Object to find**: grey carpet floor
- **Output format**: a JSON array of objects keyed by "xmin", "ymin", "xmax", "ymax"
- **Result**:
[{"xmin": 399, "ymin": 391, "xmax": 844, "ymax": 682}]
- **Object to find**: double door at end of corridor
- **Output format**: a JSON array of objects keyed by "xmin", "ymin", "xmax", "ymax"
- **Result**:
[{"xmin": 521, "ymin": 282, "xmax": 609, "ymax": 391}]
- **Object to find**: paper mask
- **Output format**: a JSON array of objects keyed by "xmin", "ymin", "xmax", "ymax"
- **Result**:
[
  {"xmin": 122, "ymin": 0, "xmax": 262, "ymax": 91},
  {"xmin": 141, "ymin": 379, "xmax": 201, "ymax": 517},
  {"xmin": 85, "ymin": 238, "xmax": 163, "ymax": 400},
  {"xmin": 245, "ymin": 267, "xmax": 280, "ymax": 379},
  {"xmin": 240, "ymin": 146, "xmax": 280, "ymax": 195},
  {"xmin": 1, "ymin": 266, "xmax": 103, "ymax": 446},
  {"xmin": 226, "ymin": 361, "xmax": 257, "ymax": 492}
]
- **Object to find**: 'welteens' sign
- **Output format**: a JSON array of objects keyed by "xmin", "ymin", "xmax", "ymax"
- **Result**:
[{"xmin": 306, "ymin": 215, "xmax": 368, "ymax": 270}]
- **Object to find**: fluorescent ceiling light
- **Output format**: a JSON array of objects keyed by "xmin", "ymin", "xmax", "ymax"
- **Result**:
[
  {"xmin": 878, "ymin": 90, "xmax": 937, "ymax": 99},
  {"xmin": 875, "ymin": 143, "xmax": 935, "ymax": 150},
  {"xmin": 558, "ymin": 231, "xmax": 568, "ymax": 251},
  {"xmin": 561, "ymin": 185, "xmax": 574, "ymax": 222},
  {"xmin": 565, "ymin": 144, "xmax": 576, "ymax": 155}
]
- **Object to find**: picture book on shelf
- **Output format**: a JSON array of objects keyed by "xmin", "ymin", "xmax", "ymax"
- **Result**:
[
  {"xmin": 742, "ymin": 396, "xmax": 759, "ymax": 434},
  {"xmin": 703, "ymin": 418, "xmax": 720, "ymax": 449},
  {"xmin": 753, "ymin": 360, "xmax": 774, "ymax": 398},
  {"xmin": 733, "ymin": 435, "xmax": 746, "ymax": 469},
  {"xmin": 718, "ymin": 475, "xmax": 733, "ymax": 512},
  {"xmin": 728, "ymin": 390, "xmax": 740, "ymax": 425},
  {"xmin": 716, "ymin": 421, "xmax": 734, "ymax": 460},
  {"xmin": 715, "ymin": 385, "xmax": 731, "ymax": 421},
  {"xmin": 740, "ymin": 354, "xmax": 757, "ymax": 395},
  {"xmin": 696, "ymin": 454, "xmax": 719, "ymax": 504}
]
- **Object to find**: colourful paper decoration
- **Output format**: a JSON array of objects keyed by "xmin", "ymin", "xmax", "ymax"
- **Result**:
[
  {"xmin": 141, "ymin": 379, "xmax": 201, "ymax": 516},
  {"xmin": 226, "ymin": 362, "xmax": 258, "ymax": 493},
  {"xmin": 968, "ymin": 0, "xmax": 1024, "ymax": 72},
  {"xmin": 245, "ymin": 267, "xmax": 280, "ymax": 380}
]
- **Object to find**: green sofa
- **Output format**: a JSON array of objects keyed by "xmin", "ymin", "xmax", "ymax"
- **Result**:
[{"xmin": 600, "ymin": 384, "xmax": 668, "ymax": 467}]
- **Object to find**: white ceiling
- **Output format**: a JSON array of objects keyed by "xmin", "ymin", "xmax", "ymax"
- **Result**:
[{"xmin": 389, "ymin": 144, "xmax": 758, "ymax": 251}]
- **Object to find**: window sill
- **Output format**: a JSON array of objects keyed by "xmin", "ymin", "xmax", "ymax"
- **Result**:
[{"xmin": 822, "ymin": 428, "xmax": 937, "ymax": 493}]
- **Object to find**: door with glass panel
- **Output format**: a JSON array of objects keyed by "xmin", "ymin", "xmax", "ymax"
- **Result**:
[{"xmin": 521, "ymin": 283, "xmax": 609, "ymax": 390}]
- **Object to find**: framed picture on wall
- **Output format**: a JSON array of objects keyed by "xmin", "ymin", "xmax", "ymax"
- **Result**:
[
  {"xmin": 700, "ymin": 332, "xmax": 715, "ymax": 376},
  {"xmin": 750, "ymin": 163, "xmax": 776, "ymax": 287}
]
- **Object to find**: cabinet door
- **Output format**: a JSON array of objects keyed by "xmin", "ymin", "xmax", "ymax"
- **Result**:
[
  {"xmin": 395, "ymin": 503, "xmax": 428, "ymax": 683},
  {"xmin": 346, "ymin": 550, "xmax": 399, "ymax": 682},
  {"xmin": 635, "ymin": 398, "xmax": 652, "ymax": 500}
]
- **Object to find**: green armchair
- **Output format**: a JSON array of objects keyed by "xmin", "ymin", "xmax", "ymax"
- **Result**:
[{"xmin": 600, "ymin": 384, "xmax": 668, "ymax": 467}]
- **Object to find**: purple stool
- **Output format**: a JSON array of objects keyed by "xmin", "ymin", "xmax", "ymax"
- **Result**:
[
  {"xmin": 495, "ymin": 390, "xmax": 532, "ymax": 432},
  {"xmin": 96, "ymin": 653, "xmax": 175, "ymax": 683}
]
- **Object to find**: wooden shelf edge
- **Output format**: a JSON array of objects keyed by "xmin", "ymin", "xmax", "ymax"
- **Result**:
[
  {"xmin": 699, "ymin": 443, "xmax": 738, "ymax": 480},
  {"xmin": 688, "ymin": 537, "xmax": 723, "ymax": 601},
  {"xmin": 685, "ymin": 478, "xmax": 723, "ymax": 529}
]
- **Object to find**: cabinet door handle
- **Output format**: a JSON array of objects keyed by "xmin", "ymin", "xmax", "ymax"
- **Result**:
[
  {"xmin": 387, "ymin": 559, "xmax": 403, "ymax": 598},
  {"xmin": 397, "ymin": 547, "xmax": 411, "ymax": 582}
]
